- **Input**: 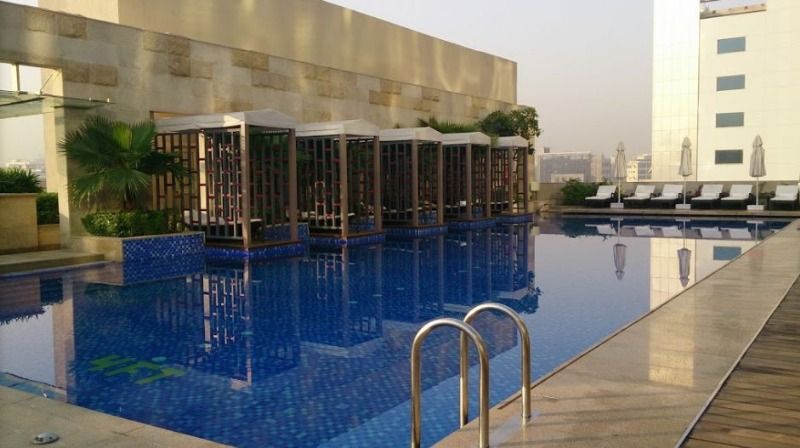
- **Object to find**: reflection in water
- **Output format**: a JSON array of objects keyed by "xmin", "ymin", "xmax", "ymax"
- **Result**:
[{"xmin": 0, "ymin": 216, "xmax": 789, "ymax": 447}]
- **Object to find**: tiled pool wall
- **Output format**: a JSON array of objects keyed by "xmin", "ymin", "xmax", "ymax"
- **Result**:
[{"xmin": 122, "ymin": 232, "xmax": 205, "ymax": 262}]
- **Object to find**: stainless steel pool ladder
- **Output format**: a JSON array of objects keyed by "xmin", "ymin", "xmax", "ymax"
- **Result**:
[{"xmin": 410, "ymin": 303, "xmax": 532, "ymax": 448}]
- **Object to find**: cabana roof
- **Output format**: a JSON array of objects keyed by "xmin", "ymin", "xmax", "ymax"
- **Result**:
[
  {"xmin": 495, "ymin": 136, "xmax": 529, "ymax": 148},
  {"xmin": 297, "ymin": 119, "xmax": 379, "ymax": 138},
  {"xmin": 379, "ymin": 127, "xmax": 442, "ymax": 143},
  {"xmin": 155, "ymin": 108, "xmax": 297, "ymax": 132},
  {"xmin": 441, "ymin": 132, "xmax": 491, "ymax": 146}
]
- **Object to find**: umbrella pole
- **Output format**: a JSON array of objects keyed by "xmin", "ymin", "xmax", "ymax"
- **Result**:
[
  {"xmin": 683, "ymin": 177, "xmax": 687, "ymax": 205},
  {"xmin": 755, "ymin": 178, "xmax": 759, "ymax": 206}
]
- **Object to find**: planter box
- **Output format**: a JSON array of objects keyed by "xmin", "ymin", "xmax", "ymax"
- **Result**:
[
  {"xmin": 38, "ymin": 224, "xmax": 61, "ymax": 250},
  {"xmin": 72, "ymin": 232, "xmax": 205, "ymax": 262},
  {"xmin": 0, "ymin": 194, "xmax": 38, "ymax": 254}
]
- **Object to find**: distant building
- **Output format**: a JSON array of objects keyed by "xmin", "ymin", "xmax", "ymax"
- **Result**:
[
  {"xmin": 537, "ymin": 152, "xmax": 612, "ymax": 183},
  {"xmin": 626, "ymin": 154, "xmax": 652, "ymax": 182},
  {"xmin": 5, "ymin": 159, "xmax": 46, "ymax": 183},
  {"xmin": 652, "ymin": 0, "xmax": 800, "ymax": 181}
]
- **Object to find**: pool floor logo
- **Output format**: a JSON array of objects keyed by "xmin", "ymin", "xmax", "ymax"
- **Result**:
[{"xmin": 89, "ymin": 355, "xmax": 186, "ymax": 385}]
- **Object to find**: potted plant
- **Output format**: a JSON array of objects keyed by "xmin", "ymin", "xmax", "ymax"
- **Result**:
[{"xmin": 62, "ymin": 116, "xmax": 203, "ymax": 261}]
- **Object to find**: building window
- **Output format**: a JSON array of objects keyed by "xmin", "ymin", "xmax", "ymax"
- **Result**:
[
  {"xmin": 713, "ymin": 246, "xmax": 741, "ymax": 260},
  {"xmin": 716, "ymin": 74, "xmax": 745, "ymax": 91},
  {"xmin": 716, "ymin": 112, "xmax": 744, "ymax": 127},
  {"xmin": 715, "ymin": 149, "xmax": 743, "ymax": 164},
  {"xmin": 717, "ymin": 37, "xmax": 746, "ymax": 54}
]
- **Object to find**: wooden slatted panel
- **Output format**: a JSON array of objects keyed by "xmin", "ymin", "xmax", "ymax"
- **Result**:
[
  {"xmin": 443, "ymin": 144, "xmax": 467, "ymax": 220},
  {"xmin": 683, "ymin": 277, "xmax": 800, "ymax": 448},
  {"xmin": 491, "ymin": 147, "xmax": 510, "ymax": 214}
]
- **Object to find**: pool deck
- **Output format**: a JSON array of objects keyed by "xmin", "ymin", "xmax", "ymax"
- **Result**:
[
  {"xmin": 0, "ymin": 386, "xmax": 230, "ymax": 447},
  {"xmin": 0, "ymin": 249, "xmax": 104, "ymax": 275},
  {"xmin": 682, "ymin": 277, "xmax": 800, "ymax": 447},
  {"xmin": 436, "ymin": 218, "xmax": 800, "ymax": 448},
  {"xmin": 556, "ymin": 206, "xmax": 800, "ymax": 219}
]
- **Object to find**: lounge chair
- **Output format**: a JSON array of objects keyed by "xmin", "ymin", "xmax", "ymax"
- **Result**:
[
  {"xmin": 650, "ymin": 184, "xmax": 683, "ymax": 208},
  {"xmin": 691, "ymin": 184, "xmax": 724, "ymax": 209},
  {"xmin": 769, "ymin": 185, "xmax": 799, "ymax": 210},
  {"xmin": 724, "ymin": 227, "xmax": 752, "ymax": 240},
  {"xmin": 584, "ymin": 185, "xmax": 616, "ymax": 207},
  {"xmin": 720, "ymin": 184, "xmax": 753, "ymax": 209},
  {"xmin": 632, "ymin": 225, "xmax": 655, "ymax": 237},
  {"xmin": 622, "ymin": 185, "xmax": 656, "ymax": 208},
  {"xmin": 695, "ymin": 226, "xmax": 723, "ymax": 239},
  {"xmin": 658, "ymin": 226, "xmax": 684, "ymax": 238}
]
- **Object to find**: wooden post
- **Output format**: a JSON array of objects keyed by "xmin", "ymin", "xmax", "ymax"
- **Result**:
[
  {"xmin": 339, "ymin": 134, "xmax": 349, "ymax": 238},
  {"xmin": 465, "ymin": 144, "xmax": 473, "ymax": 221},
  {"xmin": 485, "ymin": 145, "xmax": 492, "ymax": 218},
  {"xmin": 240, "ymin": 124, "xmax": 252, "ymax": 249},
  {"xmin": 437, "ymin": 141, "xmax": 444, "ymax": 225},
  {"xmin": 411, "ymin": 139, "xmax": 420, "ymax": 227},
  {"xmin": 288, "ymin": 129, "xmax": 299, "ymax": 241},
  {"xmin": 508, "ymin": 147, "xmax": 515, "ymax": 214},
  {"xmin": 373, "ymin": 137, "xmax": 382, "ymax": 232},
  {"xmin": 523, "ymin": 146, "xmax": 531, "ymax": 213}
]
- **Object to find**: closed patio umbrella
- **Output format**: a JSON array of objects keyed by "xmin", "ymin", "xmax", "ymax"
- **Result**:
[
  {"xmin": 750, "ymin": 135, "xmax": 766, "ymax": 207},
  {"xmin": 677, "ymin": 248, "xmax": 691, "ymax": 287},
  {"xmin": 678, "ymin": 137, "xmax": 693, "ymax": 205},
  {"xmin": 614, "ymin": 142, "xmax": 626, "ymax": 204},
  {"xmin": 612, "ymin": 218, "xmax": 626, "ymax": 280}
]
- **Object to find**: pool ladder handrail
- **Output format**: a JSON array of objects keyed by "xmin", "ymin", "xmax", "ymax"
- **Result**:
[{"xmin": 410, "ymin": 303, "xmax": 532, "ymax": 448}]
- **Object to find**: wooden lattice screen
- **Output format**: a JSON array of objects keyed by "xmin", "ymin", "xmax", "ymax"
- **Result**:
[
  {"xmin": 491, "ymin": 148, "xmax": 511, "ymax": 214},
  {"xmin": 297, "ymin": 136, "xmax": 377, "ymax": 234},
  {"xmin": 381, "ymin": 141, "xmax": 439, "ymax": 225},
  {"xmin": 154, "ymin": 126, "xmax": 294, "ymax": 246}
]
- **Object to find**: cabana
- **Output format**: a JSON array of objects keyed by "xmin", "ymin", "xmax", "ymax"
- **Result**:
[
  {"xmin": 441, "ymin": 132, "xmax": 492, "ymax": 224},
  {"xmin": 379, "ymin": 127, "xmax": 445, "ymax": 231},
  {"xmin": 491, "ymin": 223, "xmax": 531, "ymax": 301},
  {"xmin": 296, "ymin": 119, "xmax": 383, "ymax": 242},
  {"xmin": 491, "ymin": 136, "xmax": 531, "ymax": 218},
  {"xmin": 154, "ymin": 109, "xmax": 300, "ymax": 253}
]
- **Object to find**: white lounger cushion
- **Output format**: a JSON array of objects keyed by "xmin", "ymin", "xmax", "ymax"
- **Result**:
[
  {"xmin": 772, "ymin": 185, "xmax": 799, "ymax": 201},
  {"xmin": 625, "ymin": 184, "xmax": 656, "ymax": 200},
  {"xmin": 586, "ymin": 185, "xmax": 615, "ymax": 200},
  {"xmin": 653, "ymin": 184, "xmax": 683, "ymax": 200},
  {"xmin": 692, "ymin": 184, "xmax": 724, "ymax": 200},
  {"xmin": 721, "ymin": 184, "xmax": 752, "ymax": 200}
]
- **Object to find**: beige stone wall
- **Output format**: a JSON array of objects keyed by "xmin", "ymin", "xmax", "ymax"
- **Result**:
[
  {"xmin": 0, "ymin": 194, "xmax": 39, "ymax": 253},
  {"xmin": 39, "ymin": 0, "xmax": 517, "ymax": 104},
  {"xmin": 0, "ymin": 2, "xmax": 515, "ymax": 242}
]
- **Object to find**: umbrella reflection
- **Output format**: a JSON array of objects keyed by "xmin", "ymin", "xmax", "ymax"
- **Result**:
[{"xmin": 612, "ymin": 218, "xmax": 626, "ymax": 281}]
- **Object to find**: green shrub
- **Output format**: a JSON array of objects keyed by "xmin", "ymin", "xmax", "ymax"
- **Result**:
[
  {"xmin": 81, "ymin": 210, "xmax": 178, "ymax": 237},
  {"xmin": 0, "ymin": 167, "xmax": 43, "ymax": 193},
  {"xmin": 36, "ymin": 193, "xmax": 60, "ymax": 224},
  {"xmin": 560, "ymin": 179, "xmax": 600, "ymax": 206}
]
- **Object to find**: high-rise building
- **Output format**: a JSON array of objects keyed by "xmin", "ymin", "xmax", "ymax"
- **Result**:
[
  {"xmin": 536, "ymin": 152, "xmax": 612, "ymax": 183},
  {"xmin": 651, "ymin": 0, "xmax": 800, "ymax": 182},
  {"xmin": 626, "ymin": 154, "xmax": 653, "ymax": 182}
]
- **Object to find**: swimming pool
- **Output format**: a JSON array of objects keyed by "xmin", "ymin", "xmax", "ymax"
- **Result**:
[{"xmin": 0, "ymin": 216, "xmax": 790, "ymax": 447}]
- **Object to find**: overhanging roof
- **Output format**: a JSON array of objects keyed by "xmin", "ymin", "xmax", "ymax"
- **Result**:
[
  {"xmin": 155, "ymin": 108, "xmax": 297, "ymax": 132},
  {"xmin": 441, "ymin": 132, "xmax": 490, "ymax": 146},
  {"xmin": 297, "ymin": 119, "xmax": 379, "ymax": 138},
  {"xmin": 495, "ymin": 136, "xmax": 528, "ymax": 148},
  {"xmin": 379, "ymin": 127, "xmax": 442, "ymax": 143},
  {"xmin": 0, "ymin": 90, "xmax": 109, "ymax": 119}
]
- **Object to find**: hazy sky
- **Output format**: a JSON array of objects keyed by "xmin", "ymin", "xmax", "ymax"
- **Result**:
[{"xmin": 326, "ymin": 0, "xmax": 655, "ymax": 155}]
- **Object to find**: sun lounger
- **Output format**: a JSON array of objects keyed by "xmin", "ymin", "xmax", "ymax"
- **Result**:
[
  {"xmin": 632, "ymin": 225, "xmax": 655, "ymax": 237},
  {"xmin": 695, "ymin": 226, "xmax": 723, "ymax": 239},
  {"xmin": 650, "ymin": 184, "xmax": 683, "ymax": 208},
  {"xmin": 720, "ymin": 184, "xmax": 753, "ymax": 209},
  {"xmin": 724, "ymin": 227, "xmax": 752, "ymax": 240},
  {"xmin": 623, "ymin": 185, "xmax": 656, "ymax": 208},
  {"xmin": 585, "ymin": 224, "xmax": 616, "ymax": 236},
  {"xmin": 691, "ymin": 184, "xmax": 724, "ymax": 208},
  {"xmin": 658, "ymin": 226, "xmax": 684, "ymax": 238},
  {"xmin": 584, "ymin": 185, "xmax": 616, "ymax": 207},
  {"xmin": 769, "ymin": 185, "xmax": 799, "ymax": 210}
]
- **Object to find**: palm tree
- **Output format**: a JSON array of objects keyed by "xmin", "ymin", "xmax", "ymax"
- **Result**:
[{"xmin": 60, "ymin": 116, "xmax": 184, "ymax": 210}]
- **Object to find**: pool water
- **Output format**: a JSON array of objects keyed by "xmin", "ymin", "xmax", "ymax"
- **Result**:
[{"xmin": 0, "ymin": 216, "xmax": 789, "ymax": 447}]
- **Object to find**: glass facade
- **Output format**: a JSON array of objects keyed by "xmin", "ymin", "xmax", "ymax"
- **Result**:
[
  {"xmin": 714, "ymin": 149, "xmax": 743, "ymax": 164},
  {"xmin": 717, "ymin": 36, "xmax": 746, "ymax": 54},
  {"xmin": 716, "ymin": 74, "xmax": 746, "ymax": 91},
  {"xmin": 716, "ymin": 112, "xmax": 745, "ymax": 127},
  {"xmin": 651, "ymin": 0, "xmax": 700, "ymax": 181}
]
